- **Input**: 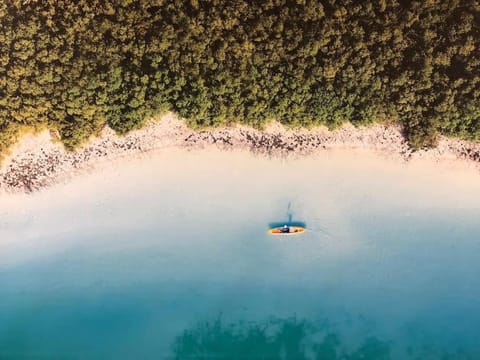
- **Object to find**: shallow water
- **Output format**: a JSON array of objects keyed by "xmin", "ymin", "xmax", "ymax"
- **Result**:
[{"xmin": 1, "ymin": 150, "xmax": 480, "ymax": 359}]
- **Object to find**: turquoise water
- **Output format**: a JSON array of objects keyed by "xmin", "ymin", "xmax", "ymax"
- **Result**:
[{"xmin": 1, "ymin": 151, "xmax": 480, "ymax": 359}]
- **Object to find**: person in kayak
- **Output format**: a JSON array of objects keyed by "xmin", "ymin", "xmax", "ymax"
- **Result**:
[{"xmin": 281, "ymin": 225, "xmax": 290, "ymax": 233}]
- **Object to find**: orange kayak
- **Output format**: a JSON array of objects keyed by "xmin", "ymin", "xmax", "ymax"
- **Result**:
[{"xmin": 267, "ymin": 226, "xmax": 306, "ymax": 235}]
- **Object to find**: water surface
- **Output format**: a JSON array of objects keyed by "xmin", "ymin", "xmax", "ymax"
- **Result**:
[{"xmin": 1, "ymin": 150, "xmax": 480, "ymax": 359}]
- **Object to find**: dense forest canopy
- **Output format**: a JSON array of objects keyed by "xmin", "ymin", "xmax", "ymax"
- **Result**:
[{"xmin": 0, "ymin": 0, "xmax": 479, "ymax": 153}]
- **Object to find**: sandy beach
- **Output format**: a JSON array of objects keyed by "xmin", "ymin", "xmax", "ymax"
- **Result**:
[{"xmin": 0, "ymin": 112, "xmax": 479, "ymax": 194}]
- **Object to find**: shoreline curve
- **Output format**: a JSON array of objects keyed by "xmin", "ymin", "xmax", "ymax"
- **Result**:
[{"xmin": 0, "ymin": 112, "xmax": 479, "ymax": 194}]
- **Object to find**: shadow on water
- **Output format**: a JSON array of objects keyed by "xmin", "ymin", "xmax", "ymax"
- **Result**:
[
  {"xmin": 171, "ymin": 315, "xmax": 480, "ymax": 359},
  {"xmin": 269, "ymin": 201, "xmax": 338, "ymax": 239},
  {"xmin": 172, "ymin": 316, "xmax": 390, "ymax": 360},
  {"xmin": 268, "ymin": 221, "xmax": 307, "ymax": 229},
  {"xmin": 269, "ymin": 202, "xmax": 307, "ymax": 230}
]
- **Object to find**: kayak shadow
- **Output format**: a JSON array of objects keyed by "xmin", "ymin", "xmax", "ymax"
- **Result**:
[
  {"xmin": 269, "ymin": 202, "xmax": 306, "ymax": 229},
  {"xmin": 268, "ymin": 221, "xmax": 307, "ymax": 229}
]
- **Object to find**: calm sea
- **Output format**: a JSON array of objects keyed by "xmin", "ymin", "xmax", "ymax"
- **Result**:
[{"xmin": 1, "ymin": 150, "xmax": 479, "ymax": 359}]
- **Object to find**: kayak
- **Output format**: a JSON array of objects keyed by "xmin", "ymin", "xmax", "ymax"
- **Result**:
[{"xmin": 267, "ymin": 226, "xmax": 306, "ymax": 235}]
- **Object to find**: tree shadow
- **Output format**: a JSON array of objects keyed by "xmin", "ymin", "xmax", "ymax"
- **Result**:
[{"xmin": 171, "ymin": 316, "xmax": 391, "ymax": 360}]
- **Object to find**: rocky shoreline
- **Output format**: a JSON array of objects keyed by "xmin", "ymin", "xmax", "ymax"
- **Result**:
[{"xmin": 0, "ymin": 113, "xmax": 479, "ymax": 193}]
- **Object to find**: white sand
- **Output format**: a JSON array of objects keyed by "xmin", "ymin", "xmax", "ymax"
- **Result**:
[{"xmin": 0, "ymin": 112, "xmax": 478, "ymax": 194}]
